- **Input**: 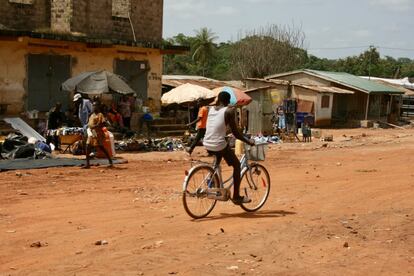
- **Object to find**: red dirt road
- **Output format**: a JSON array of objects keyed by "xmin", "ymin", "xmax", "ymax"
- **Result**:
[{"xmin": 1, "ymin": 128, "xmax": 413, "ymax": 275}]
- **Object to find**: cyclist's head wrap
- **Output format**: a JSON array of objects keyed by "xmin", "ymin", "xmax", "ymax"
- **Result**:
[{"xmin": 217, "ymin": 91, "xmax": 231, "ymax": 106}]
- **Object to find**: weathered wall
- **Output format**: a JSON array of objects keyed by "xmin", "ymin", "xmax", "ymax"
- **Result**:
[
  {"xmin": 0, "ymin": 0, "xmax": 50, "ymax": 31},
  {"xmin": 71, "ymin": 0, "xmax": 113, "ymax": 38},
  {"xmin": 1, "ymin": 0, "xmax": 163, "ymax": 43},
  {"xmin": 0, "ymin": 40, "xmax": 27, "ymax": 114},
  {"xmin": 0, "ymin": 38, "xmax": 162, "ymax": 115},
  {"xmin": 51, "ymin": 0, "xmax": 73, "ymax": 32},
  {"xmin": 69, "ymin": 0, "xmax": 163, "ymax": 42},
  {"xmin": 129, "ymin": 0, "xmax": 163, "ymax": 43},
  {"xmin": 315, "ymin": 93, "xmax": 333, "ymax": 126},
  {"xmin": 293, "ymin": 86, "xmax": 332, "ymax": 126}
]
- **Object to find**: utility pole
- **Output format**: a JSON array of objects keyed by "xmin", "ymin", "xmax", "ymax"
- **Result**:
[{"xmin": 368, "ymin": 45, "xmax": 374, "ymax": 80}]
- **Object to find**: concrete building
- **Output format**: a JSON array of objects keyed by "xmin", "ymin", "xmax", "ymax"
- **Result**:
[{"xmin": 0, "ymin": 0, "xmax": 181, "ymax": 116}]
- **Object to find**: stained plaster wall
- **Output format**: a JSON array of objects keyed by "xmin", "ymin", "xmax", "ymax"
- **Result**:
[
  {"xmin": 292, "ymin": 86, "xmax": 332, "ymax": 126},
  {"xmin": 0, "ymin": 38, "xmax": 162, "ymax": 115}
]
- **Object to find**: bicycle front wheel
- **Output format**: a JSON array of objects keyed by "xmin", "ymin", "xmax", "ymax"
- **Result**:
[
  {"xmin": 240, "ymin": 163, "xmax": 271, "ymax": 212},
  {"xmin": 182, "ymin": 165, "xmax": 218, "ymax": 219}
]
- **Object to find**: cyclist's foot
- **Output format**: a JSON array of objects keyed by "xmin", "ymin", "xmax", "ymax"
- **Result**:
[{"xmin": 232, "ymin": 196, "xmax": 251, "ymax": 205}]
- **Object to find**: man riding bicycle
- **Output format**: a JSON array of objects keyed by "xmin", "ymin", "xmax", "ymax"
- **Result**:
[{"xmin": 203, "ymin": 91, "xmax": 255, "ymax": 205}]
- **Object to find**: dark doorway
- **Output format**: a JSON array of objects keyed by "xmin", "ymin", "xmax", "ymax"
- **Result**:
[
  {"xmin": 27, "ymin": 54, "xmax": 71, "ymax": 112},
  {"xmin": 114, "ymin": 59, "xmax": 148, "ymax": 101}
]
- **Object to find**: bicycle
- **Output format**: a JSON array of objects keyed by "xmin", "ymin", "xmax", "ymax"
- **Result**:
[{"xmin": 182, "ymin": 143, "xmax": 271, "ymax": 219}]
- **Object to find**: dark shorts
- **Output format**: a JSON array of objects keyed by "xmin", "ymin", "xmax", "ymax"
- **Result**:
[{"xmin": 207, "ymin": 145, "xmax": 239, "ymax": 167}]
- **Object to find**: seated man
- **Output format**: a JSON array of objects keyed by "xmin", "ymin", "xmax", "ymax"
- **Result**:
[
  {"xmin": 203, "ymin": 92, "xmax": 255, "ymax": 205},
  {"xmin": 107, "ymin": 104, "xmax": 124, "ymax": 129}
]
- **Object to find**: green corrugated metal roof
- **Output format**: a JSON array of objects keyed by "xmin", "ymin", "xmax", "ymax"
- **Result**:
[{"xmin": 305, "ymin": 69, "xmax": 403, "ymax": 94}]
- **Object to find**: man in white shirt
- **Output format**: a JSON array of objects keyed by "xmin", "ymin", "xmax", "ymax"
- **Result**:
[{"xmin": 203, "ymin": 92, "xmax": 255, "ymax": 205}]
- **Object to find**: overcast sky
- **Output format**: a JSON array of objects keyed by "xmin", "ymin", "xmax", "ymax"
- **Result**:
[{"xmin": 163, "ymin": 0, "xmax": 414, "ymax": 59}]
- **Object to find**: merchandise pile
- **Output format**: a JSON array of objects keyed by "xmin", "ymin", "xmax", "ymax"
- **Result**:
[
  {"xmin": 0, "ymin": 133, "xmax": 52, "ymax": 160},
  {"xmin": 115, "ymin": 137, "xmax": 185, "ymax": 152}
]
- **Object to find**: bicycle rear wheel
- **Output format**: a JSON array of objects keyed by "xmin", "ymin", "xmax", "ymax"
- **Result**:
[
  {"xmin": 182, "ymin": 165, "xmax": 218, "ymax": 219},
  {"xmin": 240, "ymin": 163, "xmax": 271, "ymax": 212}
]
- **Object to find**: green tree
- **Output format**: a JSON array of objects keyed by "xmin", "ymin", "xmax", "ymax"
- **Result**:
[
  {"xmin": 192, "ymin": 28, "xmax": 218, "ymax": 76},
  {"xmin": 231, "ymin": 24, "xmax": 306, "ymax": 78}
]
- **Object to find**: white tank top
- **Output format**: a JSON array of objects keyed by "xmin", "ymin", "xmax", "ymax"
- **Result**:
[{"xmin": 203, "ymin": 106, "xmax": 228, "ymax": 151}]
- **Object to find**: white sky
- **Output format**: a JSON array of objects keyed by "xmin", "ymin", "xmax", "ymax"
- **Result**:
[{"xmin": 163, "ymin": 0, "xmax": 414, "ymax": 59}]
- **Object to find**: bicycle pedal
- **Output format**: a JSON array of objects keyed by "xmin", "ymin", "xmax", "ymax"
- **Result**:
[{"xmin": 207, "ymin": 188, "xmax": 230, "ymax": 201}]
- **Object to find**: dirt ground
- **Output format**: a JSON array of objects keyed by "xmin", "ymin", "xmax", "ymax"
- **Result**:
[{"xmin": 0, "ymin": 128, "xmax": 413, "ymax": 276}]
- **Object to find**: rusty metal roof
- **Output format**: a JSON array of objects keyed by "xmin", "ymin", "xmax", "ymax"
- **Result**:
[
  {"xmin": 243, "ymin": 86, "xmax": 274, "ymax": 93},
  {"xmin": 368, "ymin": 79, "xmax": 414, "ymax": 96},
  {"xmin": 162, "ymin": 75, "xmax": 243, "ymax": 90},
  {"xmin": 296, "ymin": 84, "xmax": 354, "ymax": 94},
  {"xmin": 266, "ymin": 69, "xmax": 404, "ymax": 94},
  {"xmin": 244, "ymin": 77, "xmax": 290, "ymax": 85}
]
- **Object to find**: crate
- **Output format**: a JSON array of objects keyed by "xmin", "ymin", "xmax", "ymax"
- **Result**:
[
  {"xmin": 60, "ymin": 134, "xmax": 83, "ymax": 145},
  {"xmin": 245, "ymin": 144, "xmax": 267, "ymax": 161}
]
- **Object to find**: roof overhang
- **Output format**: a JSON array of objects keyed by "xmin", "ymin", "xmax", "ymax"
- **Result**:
[
  {"xmin": 0, "ymin": 29, "xmax": 164, "ymax": 49},
  {"xmin": 244, "ymin": 77, "xmax": 290, "ymax": 85},
  {"xmin": 160, "ymin": 45, "xmax": 190, "ymax": 55},
  {"xmin": 244, "ymin": 86, "xmax": 273, "ymax": 93},
  {"xmin": 295, "ymin": 84, "xmax": 354, "ymax": 94}
]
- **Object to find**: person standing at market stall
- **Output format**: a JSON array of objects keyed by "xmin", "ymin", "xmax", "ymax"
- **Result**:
[
  {"xmin": 46, "ymin": 102, "xmax": 66, "ymax": 150},
  {"xmin": 73, "ymin": 93, "xmax": 93, "ymax": 129},
  {"xmin": 185, "ymin": 99, "xmax": 208, "ymax": 155},
  {"xmin": 83, "ymin": 102, "xmax": 113, "ymax": 169},
  {"xmin": 119, "ymin": 95, "xmax": 132, "ymax": 129}
]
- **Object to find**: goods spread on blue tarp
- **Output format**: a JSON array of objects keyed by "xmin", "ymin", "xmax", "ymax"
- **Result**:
[{"xmin": 0, "ymin": 158, "xmax": 127, "ymax": 171}]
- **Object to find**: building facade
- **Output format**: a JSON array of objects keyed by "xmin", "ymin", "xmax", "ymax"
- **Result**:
[{"xmin": 0, "ymin": 0, "xmax": 165, "ymax": 115}]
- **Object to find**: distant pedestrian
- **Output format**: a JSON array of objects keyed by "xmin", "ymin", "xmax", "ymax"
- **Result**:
[
  {"xmin": 73, "ymin": 93, "xmax": 92, "ymax": 129},
  {"xmin": 83, "ymin": 102, "xmax": 113, "ymax": 169},
  {"xmin": 186, "ymin": 99, "xmax": 208, "ymax": 155},
  {"xmin": 46, "ymin": 102, "xmax": 66, "ymax": 150},
  {"xmin": 119, "ymin": 95, "xmax": 132, "ymax": 129},
  {"xmin": 139, "ymin": 107, "xmax": 153, "ymax": 139}
]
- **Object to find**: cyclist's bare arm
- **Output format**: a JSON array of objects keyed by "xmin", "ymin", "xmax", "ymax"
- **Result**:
[{"xmin": 225, "ymin": 107, "xmax": 254, "ymax": 146}]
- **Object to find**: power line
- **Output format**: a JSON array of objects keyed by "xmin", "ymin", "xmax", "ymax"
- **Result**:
[
  {"xmin": 377, "ymin": 46, "xmax": 414, "ymax": 52},
  {"xmin": 308, "ymin": 46, "xmax": 370, "ymax": 50},
  {"xmin": 308, "ymin": 45, "xmax": 414, "ymax": 52}
]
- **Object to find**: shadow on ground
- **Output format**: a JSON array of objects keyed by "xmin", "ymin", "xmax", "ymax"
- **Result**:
[{"xmin": 194, "ymin": 209, "xmax": 296, "ymax": 222}]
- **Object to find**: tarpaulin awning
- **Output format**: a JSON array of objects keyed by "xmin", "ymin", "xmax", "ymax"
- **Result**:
[
  {"xmin": 61, "ymin": 70, "xmax": 135, "ymax": 95},
  {"xmin": 212, "ymin": 86, "xmax": 252, "ymax": 106},
  {"xmin": 3, "ymin": 117, "xmax": 46, "ymax": 142},
  {"xmin": 297, "ymin": 99, "xmax": 314, "ymax": 113}
]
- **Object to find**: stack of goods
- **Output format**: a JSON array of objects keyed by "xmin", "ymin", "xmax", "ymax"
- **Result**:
[{"xmin": 46, "ymin": 127, "xmax": 84, "ymax": 136}]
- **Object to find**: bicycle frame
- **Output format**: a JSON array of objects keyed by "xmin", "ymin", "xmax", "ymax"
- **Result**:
[
  {"xmin": 182, "ymin": 143, "xmax": 267, "ymax": 193},
  {"xmin": 210, "ymin": 153, "xmax": 249, "ymax": 190}
]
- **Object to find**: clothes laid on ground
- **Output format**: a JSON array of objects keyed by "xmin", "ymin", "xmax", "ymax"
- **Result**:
[
  {"xmin": 115, "ymin": 137, "xmax": 185, "ymax": 152},
  {"xmin": 0, "ymin": 158, "xmax": 127, "ymax": 171},
  {"xmin": 46, "ymin": 127, "xmax": 84, "ymax": 136},
  {"xmin": 0, "ymin": 133, "xmax": 52, "ymax": 160}
]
